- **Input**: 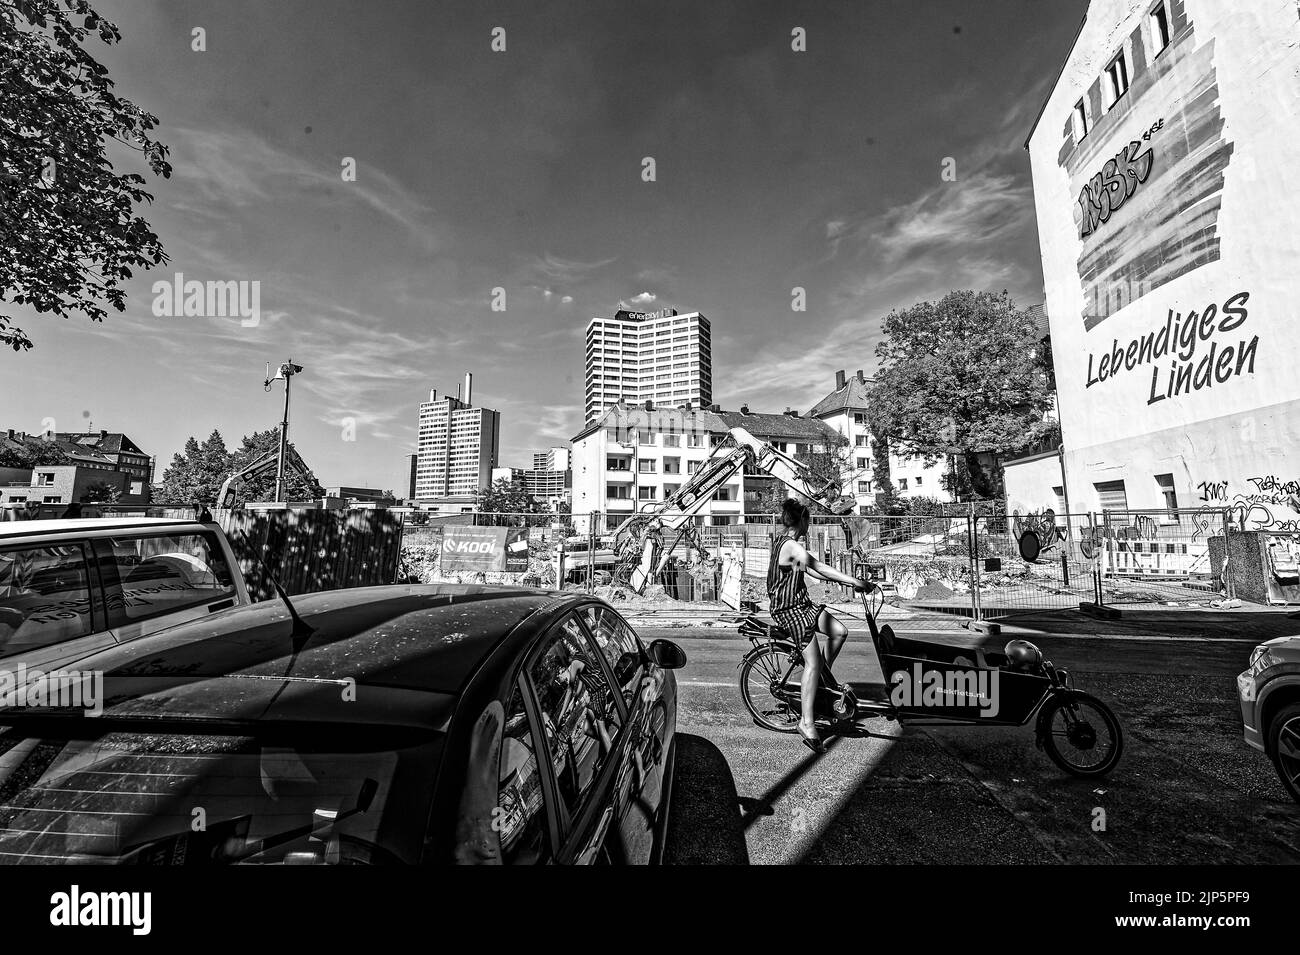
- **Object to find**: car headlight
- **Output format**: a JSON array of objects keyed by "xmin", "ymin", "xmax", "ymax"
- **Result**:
[{"xmin": 1249, "ymin": 644, "xmax": 1269, "ymax": 667}]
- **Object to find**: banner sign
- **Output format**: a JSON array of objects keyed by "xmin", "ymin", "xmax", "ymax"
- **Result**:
[
  {"xmin": 440, "ymin": 526, "xmax": 507, "ymax": 572},
  {"xmin": 504, "ymin": 528, "xmax": 530, "ymax": 573}
]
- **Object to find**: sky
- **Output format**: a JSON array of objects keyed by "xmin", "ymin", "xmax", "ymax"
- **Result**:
[{"xmin": 2, "ymin": 0, "xmax": 1089, "ymax": 493}]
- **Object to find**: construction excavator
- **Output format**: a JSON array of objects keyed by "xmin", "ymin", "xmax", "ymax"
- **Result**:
[
  {"xmin": 611, "ymin": 425, "xmax": 873, "ymax": 601},
  {"xmin": 215, "ymin": 445, "xmax": 313, "ymax": 509}
]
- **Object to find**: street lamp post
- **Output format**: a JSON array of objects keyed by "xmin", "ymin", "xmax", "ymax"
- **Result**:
[{"xmin": 264, "ymin": 359, "xmax": 304, "ymax": 504}]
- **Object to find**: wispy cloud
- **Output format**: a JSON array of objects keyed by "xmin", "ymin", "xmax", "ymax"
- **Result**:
[{"xmin": 528, "ymin": 253, "xmax": 616, "ymax": 284}]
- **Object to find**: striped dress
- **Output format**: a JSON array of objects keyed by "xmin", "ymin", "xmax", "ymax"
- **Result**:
[{"xmin": 767, "ymin": 532, "xmax": 820, "ymax": 646}]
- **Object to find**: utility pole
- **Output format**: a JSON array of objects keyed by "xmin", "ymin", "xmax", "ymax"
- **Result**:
[{"xmin": 264, "ymin": 359, "xmax": 304, "ymax": 504}]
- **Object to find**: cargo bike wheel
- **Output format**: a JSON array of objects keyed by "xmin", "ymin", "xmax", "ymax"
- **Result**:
[
  {"xmin": 1038, "ymin": 691, "xmax": 1123, "ymax": 778},
  {"xmin": 740, "ymin": 642, "xmax": 804, "ymax": 733}
]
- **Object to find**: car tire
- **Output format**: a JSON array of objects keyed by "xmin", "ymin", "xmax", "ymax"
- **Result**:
[{"xmin": 1267, "ymin": 703, "xmax": 1300, "ymax": 804}]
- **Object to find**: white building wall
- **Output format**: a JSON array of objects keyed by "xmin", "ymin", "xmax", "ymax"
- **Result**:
[{"xmin": 1028, "ymin": 0, "xmax": 1300, "ymax": 527}]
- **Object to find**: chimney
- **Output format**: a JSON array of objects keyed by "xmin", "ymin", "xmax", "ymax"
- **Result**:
[
  {"xmin": 856, "ymin": 369, "xmax": 865, "ymax": 383},
  {"xmin": 644, "ymin": 399, "xmax": 654, "ymax": 412},
  {"xmin": 99, "ymin": 429, "xmax": 107, "ymax": 440},
  {"xmin": 5, "ymin": 429, "xmax": 12, "ymax": 440},
  {"xmin": 835, "ymin": 370, "xmax": 846, "ymax": 389},
  {"xmin": 740, "ymin": 404, "xmax": 749, "ymax": 414},
  {"xmin": 464, "ymin": 371, "xmax": 473, "ymax": 405},
  {"xmin": 429, "ymin": 388, "xmax": 437, "ymax": 402}
]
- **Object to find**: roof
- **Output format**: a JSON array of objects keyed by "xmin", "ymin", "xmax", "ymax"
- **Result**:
[
  {"xmin": 55, "ymin": 432, "xmax": 146, "ymax": 456},
  {"xmin": 718, "ymin": 410, "xmax": 837, "ymax": 443},
  {"xmin": 67, "ymin": 585, "xmax": 580, "ymax": 709},
  {"xmin": 808, "ymin": 374, "xmax": 874, "ymax": 419},
  {"xmin": 0, "ymin": 517, "xmax": 199, "ymax": 538}
]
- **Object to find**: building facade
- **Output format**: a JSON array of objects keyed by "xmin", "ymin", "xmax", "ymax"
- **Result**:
[
  {"xmin": 569, "ymin": 403, "xmax": 840, "ymax": 534},
  {"xmin": 1025, "ymin": 0, "xmax": 1300, "ymax": 525},
  {"xmin": 414, "ymin": 375, "xmax": 501, "ymax": 509},
  {"xmin": 583, "ymin": 307, "xmax": 713, "ymax": 423},
  {"xmin": 0, "ymin": 429, "xmax": 152, "ymax": 506},
  {"xmin": 808, "ymin": 370, "xmax": 950, "ymax": 507}
]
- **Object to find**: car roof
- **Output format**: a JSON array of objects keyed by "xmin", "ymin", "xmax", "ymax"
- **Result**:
[
  {"xmin": 0, "ymin": 517, "xmax": 203, "ymax": 539},
  {"xmin": 61, "ymin": 584, "xmax": 594, "ymax": 726}
]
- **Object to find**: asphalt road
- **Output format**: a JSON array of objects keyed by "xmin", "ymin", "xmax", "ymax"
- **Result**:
[{"xmin": 649, "ymin": 620, "xmax": 1300, "ymax": 864}]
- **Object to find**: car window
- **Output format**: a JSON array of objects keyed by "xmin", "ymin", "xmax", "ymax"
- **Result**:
[
  {"xmin": 496, "ymin": 686, "xmax": 551, "ymax": 865},
  {"xmin": 97, "ymin": 532, "xmax": 237, "ymax": 627},
  {"xmin": 527, "ymin": 615, "xmax": 622, "ymax": 817},
  {"xmin": 0, "ymin": 543, "xmax": 94, "ymax": 657},
  {"xmin": 582, "ymin": 605, "xmax": 645, "ymax": 709}
]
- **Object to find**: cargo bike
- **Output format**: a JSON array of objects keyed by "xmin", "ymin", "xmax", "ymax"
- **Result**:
[{"xmin": 732, "ymin": 587, "xmax": 1124, "ymax": 777}]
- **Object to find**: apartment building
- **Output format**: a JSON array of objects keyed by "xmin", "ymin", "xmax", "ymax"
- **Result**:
[
  {"xmin": 414, "ymin": 373, "xmax": 501, "ymax": 510},
  {"xmin": 0, "ymin": 429, "xmax": 152, "ymax": 506},
  {"xmin": 808, "ymin": 370, "xmax": 950, "ymax": 506},
  {"xmin": 1024, "ymin": 0, "xmax": 1299, "ymax": 521},
  {"xmin": 569, "ymin": 402, "xmax": 840, "ymax": 534},
  {"xmin": 583, "ymin": 307, "xmax": 713, "ymax": 423}
]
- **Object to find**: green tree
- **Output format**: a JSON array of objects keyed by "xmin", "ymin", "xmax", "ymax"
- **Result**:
[
  {"xmin": 1, "ymin": 0, "xmax": 171, "ymax": 351},
  {"xmin": 155, "ymin": 431, "xmax": 228, "ymax": 505},
  {"xmin": 866, "ymin": 290, "xmax": 1055, "ymax": 501},
  {"xmin": 477, "ymin": 478, "xmax": 540, "ymax": 525},
  {"xmin": 0, "ymin": 438, "xmax": 70, "ymax": 467}
]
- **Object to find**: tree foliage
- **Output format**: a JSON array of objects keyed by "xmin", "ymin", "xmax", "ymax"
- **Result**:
[
  {"xmin": 0, "ymin": 438, "xmax": 70, "ymax": 467},
  {"xmin": 1, "ymin": 0, "xmax": 171, "ymax": 351},
  {"xmin": 155, "ymin": 429, "xmax": 325, "ymax": 505},
  {"xmin": 865, "ymin": 290, "xmax": 1055, "ymax": 500},
  {"xmin": 477, "ymin": 478, "xmax": 541, "ymax": 525},
  {"xmin": 79, "ymin": 478, "xmax": 119, "ymax": 503}
]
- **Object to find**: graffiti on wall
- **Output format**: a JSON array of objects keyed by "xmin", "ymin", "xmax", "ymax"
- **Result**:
[
  {"xmin": 1057, "ymin": 2, "xmax": 1235, "ymax": 329},
  {"xmin": 1195, "ymin": 475, "xmax": 1300, "ymax": 532}
]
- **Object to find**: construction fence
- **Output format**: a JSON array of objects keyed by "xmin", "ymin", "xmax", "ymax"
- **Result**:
[{"xmin": 396, "ymin": 508, "xmax": 1300, "ymax": 617}]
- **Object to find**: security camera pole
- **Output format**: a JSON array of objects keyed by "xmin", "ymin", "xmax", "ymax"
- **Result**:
[{"xmin": 264, "ymin": 359, "xmax": 304, "ymax": 504}]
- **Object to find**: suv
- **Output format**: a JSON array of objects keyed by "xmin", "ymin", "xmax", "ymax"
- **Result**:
[
  {"xmin": 0, "ymin": 518, "xmax": 250, "ymax": 672},
  {"xmin": 1237, "ymin": 634, "xmax": 1300, "ymax": 803}
]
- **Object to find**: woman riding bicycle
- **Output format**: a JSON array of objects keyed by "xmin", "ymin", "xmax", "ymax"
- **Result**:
[{"xmin": 768, "ymin": 498, "xmax": 872, "ymax": 752}]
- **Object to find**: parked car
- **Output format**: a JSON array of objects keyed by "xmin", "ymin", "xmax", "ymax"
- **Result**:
[
  {"xmin": 1237, "ymin": 633, "xmax": 1300, "ymax": 803},
  {"xmin": 0, "ymin": 517, "xmax": 250, "ymax": 672},
  {"xmin": 0, "ymin": 584, "xmax": 685, "ymax": 864}
]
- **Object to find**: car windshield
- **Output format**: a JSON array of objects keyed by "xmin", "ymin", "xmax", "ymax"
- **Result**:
[{"xmin": 0, "ymin": 719, "xmax": 441, "ymax": 865}]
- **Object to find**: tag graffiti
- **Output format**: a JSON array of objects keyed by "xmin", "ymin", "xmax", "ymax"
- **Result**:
[{"xmin": 1076, "ymin": 139, "xmax": 1154, "ymax": 239}]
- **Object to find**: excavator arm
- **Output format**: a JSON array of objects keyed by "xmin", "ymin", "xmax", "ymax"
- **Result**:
[
  {"xmin": 613, "ymin": 426, "xmax": 862, "ymax": 592},
  {"xmin": 216, "ymin": 445, "xmax": 312, "ymax": 508}
]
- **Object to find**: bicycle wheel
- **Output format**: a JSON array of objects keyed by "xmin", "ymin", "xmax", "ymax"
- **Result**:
[
  {"xmin": 739, "ymin": 643, "xmax": 803, "ymax": 733},
  {"xmin": 1038, "ymin": 692, "xmax": 1123, "ymax": 777}
]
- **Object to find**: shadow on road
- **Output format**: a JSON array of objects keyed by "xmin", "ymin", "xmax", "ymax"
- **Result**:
[
  {"xmin": 663, "ymin": 733, "xmax": 749, "ymax": 864},
  {"xmin": 988, "ymin": 607, "xmax": 1298, "ymax": 641}
]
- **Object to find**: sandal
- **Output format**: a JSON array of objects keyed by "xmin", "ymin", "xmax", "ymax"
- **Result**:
[{"xmin": 797, "ymin": 724, "xmax": 826, "ymax": 754}]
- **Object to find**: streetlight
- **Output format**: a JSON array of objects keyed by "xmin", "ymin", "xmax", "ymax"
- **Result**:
[{"xmin": 264, "ymin": 359, "xmax": 304, "ymax": 504}]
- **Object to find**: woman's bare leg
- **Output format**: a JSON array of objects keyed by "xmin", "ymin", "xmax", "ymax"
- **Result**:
[
  {"xmin": 818, "ymin": 608, "xmax": 849, "ymax": 666},
  {"xmin": 799, "ymin": 636, "xmax": 823, "ymax": 736}
]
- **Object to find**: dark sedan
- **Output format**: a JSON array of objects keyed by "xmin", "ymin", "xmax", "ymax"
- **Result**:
[{"xmin": 0, "ymin": 584, "xmax": 685, "ymax": 865}]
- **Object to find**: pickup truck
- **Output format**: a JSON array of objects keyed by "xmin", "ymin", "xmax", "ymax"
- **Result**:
[{"xmin": 0, "ymin": 517, "xmax": 251, "ymax": 673}]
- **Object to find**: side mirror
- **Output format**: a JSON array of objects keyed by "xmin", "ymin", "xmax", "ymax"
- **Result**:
[{"xmin": 647, "ymin": 639, "xmax": 687, "ymax": 670}]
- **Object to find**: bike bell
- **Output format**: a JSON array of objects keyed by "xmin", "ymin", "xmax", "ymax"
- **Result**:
[{"xmin": 1004, "ymin": 639, "xmax": 1043, "ymax": 670}]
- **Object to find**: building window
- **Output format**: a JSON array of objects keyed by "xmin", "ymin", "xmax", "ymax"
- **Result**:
[
  {"xmin": 856, "ymin": 457, "xmax": 869, "ymax": 470},
  {"xmin": 663, "ymin": 457, "xmax": 681, "ymax": 474},
  {"xmin": 664, "ymin": 483, "xmax": 681, "ymax": 498},
  {"xmin": 606, "ymin": 456, "xmax": 629, "ymax": 471},
  {"xmin": 853, "ymin": 413, "xmax": 868, "ymax": 425},
  {"xmin": 1106, "ymin": 51, "xmax": 1129, "ymax": 107},
  {"xmin": 663, "ymin": 434, "xmax": 680, "ymax": 447},
  {"xmin": 637, "ymin": 460, "xmax": 656, "ymax": 473},
  {"xmin": 43, "ymin": 496, "xmax": 62, "ymax": 504},
  {"xmin": 606, "ymin": 484, "xmax": 630, "ymax": 499},
  {"xmin": 687, "ymin": 460, "xmax": 701, "ymax": 475},
  {"xmin": 1151, "ymin": 3, "xmax": 1170, "ymax": 55},
  {"xmin": 1053, "ymin": 486, "xmax": 1067, "ymax": 515},
  {"xmin": 858, "ymin": 480, "xmax": 872, "ymax": 494},
  {"xmin": 897, "ymin": 478, "xmax": 908, "ymax": 491},
  {"xmin": 688, "ymin": 434, "xmax": 703, "ymax": 448},
  {"xmin": 854, "ymin": 435, "xmax": 869, "ymax": 447},
  {"xmin": 1155, "ymin": 473, "xmax": 1178, "ymax": 517},
  {"xmin": 37, "ymin": 472, "xmax": 55, "ymax": 486},
  {"xmin": 1094, "ymin": 480, "xmax": 1129, "ymax": 512},
  {"xmin": 716, "ymin": 485, "xmax": 736, "ymax": 502},
  {"xmin": 1072, "ymin": 97, "xmax": 1089, "ymax": 141},
  {"xmin": 637, "ymin": 431, "xmax": 656, "ymax": 446},
  {"xmin": 637, "ymin": 486, "xmax": 657, "ymax": 501}
]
